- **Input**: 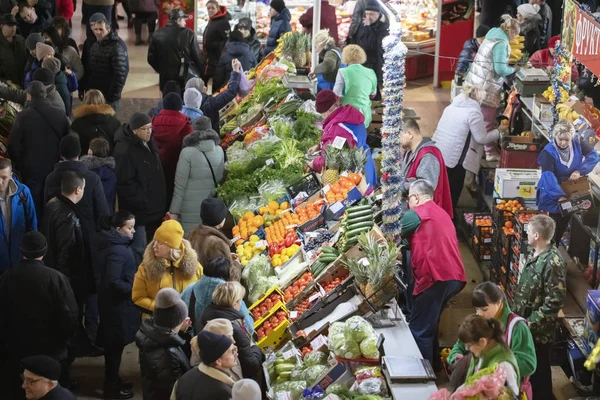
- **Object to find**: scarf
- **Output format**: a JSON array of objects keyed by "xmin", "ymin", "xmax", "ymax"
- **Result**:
[{"xmin": 555, "ymin": 140, "xmax": 574, "ymax": 167}]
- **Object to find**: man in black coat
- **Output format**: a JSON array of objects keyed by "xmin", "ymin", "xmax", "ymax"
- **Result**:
[
  {"xmin": 0, "ymin": 13, "xmax": 27, "ymax": 87},
  {"xmin": 8, "ymin": 81, "xmax": 70, "ymax": 218},
  {"xmin": 113, "ymin": 112, "xmax": 166, "ymax": 265},
  {"xmin": 148, "ymin": 9, "xmax": 204, "ymax": 93},
  {"xmin": 85, "ymin": 13, "xmax": 128, "ymax": 112},
  {"xmin": 21, "ymin": 356, "xmax": 75, "ymax": 400},
  {"xmin": 16, "ymin": 2, "xmax": 49, "ymax": 39},
  {"xmin": 0, "ymin": 231, "xmax": 78, "ymax": 398}
]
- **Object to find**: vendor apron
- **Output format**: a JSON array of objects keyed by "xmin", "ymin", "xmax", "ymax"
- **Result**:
[{"xmin": 316, "ymin": 49, "xmax": 346, "ymax": 92}]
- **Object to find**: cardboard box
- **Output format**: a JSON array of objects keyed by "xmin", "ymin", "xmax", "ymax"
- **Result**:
[
  {"xmin": 533, "ymin": 95, "xmax": 554, "ymax": 123},
  {"xmin": 500, "ymin": 135, "xmax": 543, "ymax": 152},
  {"xmin": 559, "ymin": 177, "xmax": 594, "ymax": 217},
  {"xmin": 311, "ymin": 356, "xmax": 352, "ymax": 392},
  {"xmin": 583, "ymin": 290, "xmax": 600, "ymax": 354},
  {"xmin": 494, "ymin": 169, "xmax": 541, "ymax": 200}
]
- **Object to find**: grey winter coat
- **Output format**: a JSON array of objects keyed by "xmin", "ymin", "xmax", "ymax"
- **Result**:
[
  {"xmin": 432, "ymin": 93, "xmax": 500, "ymax": 174},
  {"xmin": 169, "ymin": 130, "xmax": 225, "ymax": 233},
  {"xmin": 62, "ymin": 46, "xmax": 85, "ymax": 80}
]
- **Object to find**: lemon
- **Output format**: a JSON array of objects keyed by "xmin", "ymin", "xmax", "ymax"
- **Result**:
[
  {"xmin": 250, "ymin": 235, "xmax": 260, "ymax": 243},
  {"xmin": 281, "ymin": 255, "xmax": 290, "ymax": 263}
]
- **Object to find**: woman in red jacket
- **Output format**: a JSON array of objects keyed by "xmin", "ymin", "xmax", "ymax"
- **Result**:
[
  {"xmin": 529, "ymin": 35, "xmax": 579, "ymax": 81},
  {"xmin": 299, "ymin": 0, "xmax": 339, "ymax": 45}
]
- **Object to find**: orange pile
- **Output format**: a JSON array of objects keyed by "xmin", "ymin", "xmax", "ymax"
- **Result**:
[
  {"xmin": 503, "ymin": 220, "xmax": 515, "ymax": 236},
  {"xmin": 232, "ymin": 211, "xmax": 264, "ymax": 244},
  {"xmin": 475, "ymin": 217, "xmax": 492, "ymax": 227},
  {"xmin": 496, "ymin": 199, "xmax": 525, "ymax": 214},
  {"xmin": 296, "ymin": 199, "xmax": 326, "ymax": 223},
  {"xmin": 265, "ymin": 213, "xmax": 300, "ymax": 244},
  {"xmin": 325, "ymin": 176, "xmax": 358, "ymax": 204}
]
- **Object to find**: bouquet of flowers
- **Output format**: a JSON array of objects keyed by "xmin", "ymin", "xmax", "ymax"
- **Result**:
[{"xmin": 428, "ymin": 363, "xmax": 515, "ymax": 400}]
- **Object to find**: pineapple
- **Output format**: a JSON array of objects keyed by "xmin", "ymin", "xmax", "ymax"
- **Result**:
[
  {"xmin": 338, "ymin": 149, "xmax": 354, "ymax": 172},
  {"xmin": 352, "ymin": 148, "xmax": 367, "ymax": 173},
  {"xmin": 282, "ymin": 33, "xmax": 295, "ymax": 60},
  {"xmin": 322, "ymin": 146, "xmax": 340, "ymax": 185},
  {"xmin": 304, "ymin": 34, "xmax": 312, "ymax": 67},
  {"xmin": 292, "ymin": 33, "xmax": 309, "ymax": 67},
  {"xmin": 357, "ymin": 232, "xmax": 400, "ymax": 299}
]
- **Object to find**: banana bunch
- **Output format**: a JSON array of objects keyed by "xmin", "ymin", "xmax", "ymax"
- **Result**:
[
  {"xmin": 557, "ymin": 104, "xmax": 580, "ymax": 122},
  {"xmin": 273, "ymin": 31, "xmax": 292, "ymax": 59},
  {"xmin": 542, "ymin": 86, "xmax": 569, "ymax": 102},
  {"xmin": 509, "ymin": 36, "xmax": 525, "ymax": 63}
]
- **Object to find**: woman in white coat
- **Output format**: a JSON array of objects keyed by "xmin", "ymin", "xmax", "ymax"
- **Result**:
[
  {"xmin": 168, "ymin": 129, "xmax": 225, "ymax": 233},
  {"xmin": 432, "ymin": 84, "xmax": 500, "ymax": 208}
]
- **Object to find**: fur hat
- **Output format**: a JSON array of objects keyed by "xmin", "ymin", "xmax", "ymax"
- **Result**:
[
  {"xmin": 35, "ymin": 42, "xmax": 55, "ymax": 61},
  {"xmin": 154, "ymin": 220, "xmax": 184, "ymax": 249},
  {"xmin": 197, "ymin": 330, "xmax": 233, "ymax": 365},
  {"xmin": 183, "ymin": 87, "xmax": 203, "ymax": 108},
  {"xmin": 20, "ymin": 231, "xmax": 47, "ymax": 259},
  {"xmin": 232, "ymin": 379, "xmax": 262, "ymax": 400},
  {"xmin": 163, "ymin": 92, "xmax": 183, "ymax": 111},
  {"xmin": 153, "ymin": 288, "xmax": 188, "ymax": 329}
]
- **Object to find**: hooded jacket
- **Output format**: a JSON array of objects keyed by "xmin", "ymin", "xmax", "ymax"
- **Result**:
[
  {"xmin": 54, "ymin": 71, "xmax": 72, "ymax": 116},
  {"xmin": 520, "ymin": 15, "xmax": 542, "ymax": 56},
  {"xmin": 132, "ymin": 239, "xmax": 202, "ymax": 317},
  {"xmin": 200, "ymin": 71, "xmax": 241, "ymax": 131},
  {"xmin": 0, "ymin": 32, "xmax": 27, "ymax": 87},
  {"xmin": 236, "ymin": 19, "xmax": 262, "ymax": 61},
  {"xmin": 0, "ymin": 178, "xmax": 37, "ymax": 271},
  {"xmin": 351, "ymin": 14, "xmax": 389, "ymax": 86},
  {"xmin": 213, "ymin": 41, "xmax": 256, "ymax": 92},
  {"xmin": 199, "ymin": 302, "xmax": 264, "ymax": 380},
  {"xmin": 97, "ymin": 229, "xmax": 141, "ymax": 348},
  {"xmin": 456, "ymin": 38, "xmax": 479, "ymax": 76},
  {"xmin": 80, "ymin": 155, "xmax": 117, "ymax": 213},
  {"xmin": 152, "ymin": 110, "xmax": 193, "ymax": 202},
  {"xmin": 203, "ymin": 6, "xmax": 232, "ymax": 79},
  {"xmin": 187, "ymin": 225, "xmax": 236, "ymax": 277},
  {"xmin": 46, "ymin": 84, "xmax": 67, "ymax": 112},
  {"xmin": 86, "ymin": 30, "xmax": 129, "ymax": 102},
  {"xmin": 432, "ymin": 93, "xmax": 500, "ymax": 174},
  {"xmin": 298, "ymin": 0, "xmax": 339, "ymax": 44},
  {"xmin": 136, "ymin": 318, "xmax": 192, "ymax": 400},
  {"xmin": 266, "ymin": 8, "xmax": 291, "ymax": 54},
  {"xmin": 113, "ymin": 123, "xmax": 167, "ymax": 225},
  {"xmin": 169, "ymin": 130, "xmax": 224, "ymax": 232},
  {"xmin": 71, "ymin": 103, "xmax": 121, "ymax": 154}
]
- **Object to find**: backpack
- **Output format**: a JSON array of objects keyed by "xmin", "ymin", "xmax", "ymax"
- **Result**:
[{"xmin": 505, "ymin": 313, "xmax": 533, "ymax": 400}]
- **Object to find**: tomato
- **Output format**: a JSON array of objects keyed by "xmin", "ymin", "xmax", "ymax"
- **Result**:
[
  {"xmin": 263, "ymin": 322, "xmax": 272, "ymax": 330},
  {"xmin": 277, "ymin": 311, "xmax": 286, "ymax": 318}
]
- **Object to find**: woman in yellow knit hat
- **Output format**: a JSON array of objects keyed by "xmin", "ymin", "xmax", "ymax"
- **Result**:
[{"xmin": 132, "ymin": 220, "xmax": 203, "ymax": 318}]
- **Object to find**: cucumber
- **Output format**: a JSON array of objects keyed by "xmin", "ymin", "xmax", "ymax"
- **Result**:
[
  {"xmin": 346, "ymin": 226, "xmax": 372, "ymax": 238},
  {"xmin": 321, "ymin": 246, "xmax": 338, "ymax": 254},
  {"xmin": 346, "ymin": 215, "xmax": 373, "ymax": 224},
  {"xmin": 318, "ymin": 255, "xmax": 338, "ymax": 263},
  {"xmin": 345, "ymin": 210, "xmax": 372, "ymax": 219},
  {"xmin": 347, "ymin": 221, "xmax": 374, "ymax": 230},
  {"xmin": 346, "ymin": 205, "xmax": 373, "ymax": 214}
]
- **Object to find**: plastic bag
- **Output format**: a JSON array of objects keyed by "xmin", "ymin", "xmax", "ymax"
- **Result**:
[
  {"xmin": 357, "ymin": 378, "xmax": 382, "ymax": 395},
  {"xmin": 345, "ymin": 316, "xmax": 376, "ymax": 343},
  {"xmin": 335, "ymin": 340, "xmax": 362, "ymax": 359},
  {"xmin": 299, "ymin": 365, "xmax": 328, "ymax": 385},
  {"xmin": 359, "ymin": 336, "xmax": 380, "ymax": 359},
  {"xmin": 303, "ymin": 351, "xmax": 328, "ymax": 367},
  {"xmin": 238, "ymin": 72, "xmax": 255, "ymax": 98},
  {"xmin": 273, "ymin": 380, "xmax": 308, "ymax": 400}
]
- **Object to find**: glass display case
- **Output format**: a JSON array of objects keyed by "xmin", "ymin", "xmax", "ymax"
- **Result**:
[{"xmin": 387, "ymin": 0, "xmax": 437, "ymax": 46}]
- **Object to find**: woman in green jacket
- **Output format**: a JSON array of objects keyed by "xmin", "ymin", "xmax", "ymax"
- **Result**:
[
  {"xmin": 332, "ymin": 44, "xmax": 377, "ymax": 127},
  {"xmin": 449, "ymin": 282, "xmax": 536, "ymax": 392},
  {"xmin": 457, "ymin": 314, "xmax": 521, "ymax": 396}
]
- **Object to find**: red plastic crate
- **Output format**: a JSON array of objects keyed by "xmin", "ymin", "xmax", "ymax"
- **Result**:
[{"xmin": 499, "ymin": 148, "xmax": 541, "ymax": 168}]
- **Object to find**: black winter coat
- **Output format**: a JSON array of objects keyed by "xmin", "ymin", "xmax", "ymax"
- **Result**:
[
  {"xmin": 456, "ymin": 38, "xmax": 479, "ymax": 76},
  {"xmin": 136, "ymin": 318, "xmax": 192, "ymax": 400},
  {"xmin": 54, "ymin": 72, "xmax": 71, "ymax": 117},
  {"xmin": 43, "ymin": 160, "xmax": 110, "ymax": 253},
  {"xmin": 200, "ymin": 71, "xmax": 241, "ymax": 131},
  {"xmin": 148, "ymin": 22, "xmax": 204, "ymax": 92},
  {"xmin": 0, "ymin": 259, "xmax": 78, "ymax": 360},
  {"xmin": 16, "ymin": 16, "xmax": 49, "ymax": 40},
  {"xmin": 174, "ymin": 365, "xmax": 233, "ymax": 400},
  {"xmin": 203, "ymin": 7, "xmax": 232, "ymax": 79},
  {"xmin": 235, "ymin": 19, "xmax": 262, "ymax": 62},
  {"xmin": 86, "ymin": 30, "xmax": 129, "ymax": 102},
  {"xmin": 479, "ymin": 0, "xmax": 513, "ymax": 27},
  {"xmin": 520, "ymin": 16, "xmax": 542, "ymax": 57},
  {"xmin": 0, "ymin": 33, "xmax": 27, "ymax": 87},
  {"xmin": 71, "ymin": 103, "xmax": 121, "ymax": 154},
  {"xmin": 97, "ymin": 229, "xmax": 141, "ymax": 348},
  {"xmin": 8, "ymin": 98, "xmax": 69, "ymax": 180},
  {"xmin": 199, "ymin": 302, "xmax": 264, "ymax": 380},
  {"xmin": 41, "ymin": 195, "xmax": 95, "ymax": 300},
  {"xmin": 213, "ymin": 41, "xmax": 256, "ymax": 92},
  {"xmin": 113, "ymin": 124, "xmax": 167, "ymax": 225},
  {"xmin": 351, "ymin": 15, "xmax": 389, "ymax": 87}
]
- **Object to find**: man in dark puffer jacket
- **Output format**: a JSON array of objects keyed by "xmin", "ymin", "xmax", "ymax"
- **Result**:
[
  {"xmin": 455, "ymin": 25, "xmax": 489, "ymax": 80},
  {"xmin": 85, "ymin": 13, "xmax": 128, "ymax": 112}
]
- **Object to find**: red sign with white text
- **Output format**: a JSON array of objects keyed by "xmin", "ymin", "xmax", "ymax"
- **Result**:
[{"xmin": 562, "ymin": 0, "xmax": 600, "ymax": 77}]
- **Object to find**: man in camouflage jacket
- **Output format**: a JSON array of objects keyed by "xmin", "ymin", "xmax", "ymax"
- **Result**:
[{"xmin": 512, "ymin": 214, "xmax": 566, "ymax": 400}]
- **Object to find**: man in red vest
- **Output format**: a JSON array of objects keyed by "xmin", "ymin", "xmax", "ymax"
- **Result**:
[
  {"xmin": 400, "ymin": 180, "xmax": 466, "ymax": 367},
  {"xmin": 400, "ymin": 118, "xmax": 453, "ymax": 218}
]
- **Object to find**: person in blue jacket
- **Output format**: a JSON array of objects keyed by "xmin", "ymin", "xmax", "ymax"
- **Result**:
[
  {"xmin": 0, "ymin": 158, "xmax": 38, "ymax": 272},
  {"xmin": 537, "ymin": 119, "xmax": 600, "ymax": 243},
  {"xmin": 265, "ymin": 0, "xmax": 291, "ymax": 55},
  {"xmin": 212, "ymin": 29, "xmax": 257, "ymax": 92}
]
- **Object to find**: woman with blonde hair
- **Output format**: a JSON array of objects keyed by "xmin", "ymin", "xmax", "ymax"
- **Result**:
[
  {"xmin": 132, "ymin": 220, "xmax": 203, "ymax": 318},
  {"xmin": 311, "ymin": 29, "xmax": 344, "ymax": 92},
  {"xmin": 464, "ymin": 14, "xmax": 520, "ymax": 131},
  {"xmin": 71, "ymin": 89, "xmax": 121, "ymax": 155},
  {"xmin": 332, "ymin": 44, "xmax": 377, "ymax": 127},
  {"xmin": 432, "ymin": 83, "xmax": 500, "ymax": 208},
  {"xmin": 199, "ymin": 281, "xmax": 264, "ymax": 381}
]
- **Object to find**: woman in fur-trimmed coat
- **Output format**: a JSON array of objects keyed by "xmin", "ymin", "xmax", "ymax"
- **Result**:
[
  {"xmin": 168, "ymin": 129, "xmax": 225, "ymax": 233},
  {"xmin": 71, "ymin": 101, "xmax": 121, "ymax": 155}
]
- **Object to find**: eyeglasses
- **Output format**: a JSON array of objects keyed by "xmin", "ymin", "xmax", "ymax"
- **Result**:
[{"xmin": 21, "ymin": 375, "xmax": 43, "ymax": 385}]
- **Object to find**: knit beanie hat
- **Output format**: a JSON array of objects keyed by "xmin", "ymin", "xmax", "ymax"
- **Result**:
[
  {"xmin": 59, "ymin": 135, "xmax": 82, "ymax": 159},
  {"xmin": 517, "ymin": 3, "xmax": 540, "ymax": 19},
  {"xmin": 197, "ymin": 330, "xmax": 233, "ymax": 365},
  {"xmin": 26, "ymin": 81, "xmax": 47, "ymax": 99},
  {"xmin": 25, "ymin": 32, "xmax": 44, "ymax": 51},
  {"xmin": 183, "ymin": 87, "xmax": 203, "ymax": 108},
  {"xmin": 163, "ymin": 92, "xmax": 183, "ymax": 111},
  {"xmin": 315, "ymin": 89, "xmax": 338, "ymax": 113},
  {"xmin": 229, "ymin": 29, "xmax": 244, "ymax": 42},
  {"xmin": 364, "ymin": 0, "xmax": 381, "ymax": 12},
  {"xmin": 193, "ymin": 116, "xmax": 212, "ymax": 131},
  {"xmin": 163, "ymin": 80, "xmax": 181, "ymax": 97},
  {"xmin": 204, "ymin": 318, "xmax": 234, "ymax": 336},
  {"xmin": 232, "ymin": 379, "xmax": 262, "ymax": 400},
  {"xmin": 154, "ymin": 220, "xmax": 184, "ymax": 250},
  {"xmin": 185, "ymin": 77, "xmax": 205, "ymax": 93},
  {"xmin": 129, "ymin": 112, "xmax": 152, "ymax": 130},
  {"xmin": 32, "ymin": 68, "xmax": 55, "ymax": 85},
  {"xmin": 475, "ymin": 25, "xmax": 490, "ymax": 39},
  {"xmin": 548, "ymin": 35, "xmax": 560, "ymax": 49},
  {"xmin": 153, "ymin": 288, "xmax": 189, "ymax": 329},
  {"xmin": 20, "ymin": 231, "xmax": 47, "ymax": 259},
  {"xmin": 200, "ymin": 198, "xmax": 228, "ymax": 227},
  {"xmin": 270, "ymin": 0, "xmax": 285, "ymax": 13},
  {"xmin": 89, "ymin": 12, "xmax": 109, "ymax": 24},
  {"xmin": 42, "ymin": 57, "xmax": 61, "ymax": 75},
  {"xmin": 35, "ymin": 42, "xmax": 55, "ymax": 61},
  {"xmin": 21, "ymin": 356, "xmax": 61, "ymax": 381}
]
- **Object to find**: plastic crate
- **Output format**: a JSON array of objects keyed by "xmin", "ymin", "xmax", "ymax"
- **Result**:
[
  {"xmin": 479, "ymin": 169, "xmax": 495, "ymax": 196},
  {"xmin": 286, "ymin": 173, "xmax": 322, "ymax": 206},
  {"xmin": 248, "ymin": 286, "xmax": 286, "ymax": 327},
  {"xmin": 255, "ymin": 303, "xmax": 292, "ymax": 351},
  {"xmin": 492, "ymin": 197, "xmax": 526, "ymax": 229},
  {"xmin": 500, "ymin": 147, "xmax": 542, "ymax": 169}
]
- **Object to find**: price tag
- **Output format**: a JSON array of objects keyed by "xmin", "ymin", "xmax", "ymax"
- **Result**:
[
  {"xmin": 285, "ymin": 224, "xmax": 298, "ymax": 229},
  {"xmin": 230, "ymin": 235, "xmax": 241, "ymax": 245},
  {"xmin": 329, "ymin": 202, "xmax": 344, "ymax": 214},
  {"xmin": 331, "ymin": 136, "xmax": 347, "ymax": 149},
  {"xmin": 265, "ymin": 97, "xmax": 275, "ymax": 107},
  {"xmin": 317, "ymin": 284, "xmax": 327, "ymax": 297},
  {"xmin": 376, "ymin": 193, "xmax": 384, "ymax": 201},
  {"xmin": 255, "ymin": 240, "xmax": 268, "ymax": 248},
  {"xmin": 308, "ymin": 292, "xmax": 321, "ymax": 303},
  {"xmin": 311, "ymin": 334, "xmax": 327, "ymax": 350},
  {"xmin": 289, "ymin": 310, "xmax": 298, "ymax": 319},
  {"xmin": 282, "ymin": 348, "xmax": 297, "ymax": 360},
  {"xmin": 280, "ymin": 208, "xmax": 293, "ymax": 214},
  {"xmin": 285, "ymin": 93, "xmax": 295, "ymax": 102},
  {"xmin": 232, "ymin": 127, "xmax": 243, "ymax": 135},
  {"xmin": 266, "ymin": 158, "xmax": 274, "ymax": 166}
]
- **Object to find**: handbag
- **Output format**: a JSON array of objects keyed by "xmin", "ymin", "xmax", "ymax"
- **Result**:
[{"xmin": 177, "ymin": 30, "xmax": 200, "ymax": 83}]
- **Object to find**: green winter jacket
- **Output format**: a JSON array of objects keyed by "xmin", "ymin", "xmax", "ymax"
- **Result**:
[
  {"xmin": 169, "ymin": 130, "xmax": 225, "ymax": 233},
  {"xmin": 448, "ymin": 301, "xmax": 537, "ymax": 379},
  {"xmin": 466, "ymin": 343, "xmax": 520, "ymax": 395},
  {"xmin": 512, "ymin": 246, "xmax": 567, "ymax": 345}
]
